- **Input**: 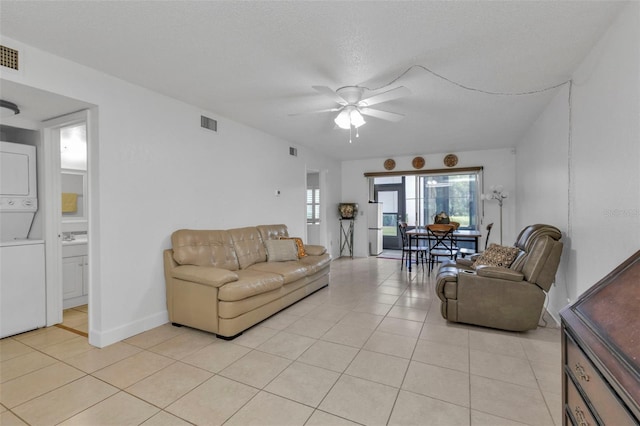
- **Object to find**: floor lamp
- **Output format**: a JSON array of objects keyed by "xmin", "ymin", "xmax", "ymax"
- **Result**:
[{"xmin": 482, "ymin": 185, "xmax": 509, "ymax": 245}]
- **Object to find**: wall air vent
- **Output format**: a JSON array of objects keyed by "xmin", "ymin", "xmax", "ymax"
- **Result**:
[
  {"xmin": 289, "ymin": 147, "xmax": 298, "ymax": 157},
  {"xmin": 200, "ymin": 115, "xmax": 217, "ymax": 132},
  {"xmin": 0, "ymin": 45, "xmax": 19, "ymax": 70}
]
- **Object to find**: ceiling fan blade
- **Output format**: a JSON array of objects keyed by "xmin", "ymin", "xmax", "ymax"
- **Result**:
[
  {"xmin": 288, "ymin": 107, "xmax": 342, "ymax": 116},
  {"xmin": 360, "ymin": 86, "xmax": 411, "ymax": 107},
  {"xmin": 312, "ymin": 85, "xmax": 348, "ymax": 105},
  {"xmin": 359, "ymin": 108, "xmax": 405, "ymax": 122}
]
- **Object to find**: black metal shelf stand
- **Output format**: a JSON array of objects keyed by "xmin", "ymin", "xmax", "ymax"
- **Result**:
[{"xmin": 339, "ymin": 218, "xmax": 354, "ymax": 258}]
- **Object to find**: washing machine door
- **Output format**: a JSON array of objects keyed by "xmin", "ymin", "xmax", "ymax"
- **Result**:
[{"xmin": 0, "ymin": 211, "xmax": 36, "ymax": 241}]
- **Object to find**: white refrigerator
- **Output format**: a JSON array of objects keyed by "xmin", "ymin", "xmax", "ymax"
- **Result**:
[{"xmin": 367, "ymin": 202, "xmax": 383, "ymax": 255}]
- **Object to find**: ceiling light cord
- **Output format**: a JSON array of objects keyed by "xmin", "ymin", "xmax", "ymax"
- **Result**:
[
  {"xmin": 335, "ymin": 64, "xmax": 571, "ymax": 143},
  {"xmin": 364, "ymin": 64, "xmax": 571, "ymax": 96}
]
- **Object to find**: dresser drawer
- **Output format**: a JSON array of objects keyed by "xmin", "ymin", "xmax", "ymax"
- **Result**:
[
  {"xmin": 566, "ymin": 375, "xmax": 598, "ymax": 426},
  {"xmin": 566, "ymin": 334, "xmax": 636, "ymax": 425}
]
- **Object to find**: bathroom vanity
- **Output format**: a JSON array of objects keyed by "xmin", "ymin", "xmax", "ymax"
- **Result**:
[{"xmin": 62, "ymin": 234, "xmax": 88, "ymax": 309}]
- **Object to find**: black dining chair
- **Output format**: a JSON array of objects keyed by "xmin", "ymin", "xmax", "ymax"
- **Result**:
[
  {"xmin": 426, "ymin": 224, "xmax": 458, "ymax": 274},
  {"xmin": 459, "ymin": 222, "xmax": 493, "ymax": 258},
  {"xmin": 398, "ymin": 222, "xmax": 428, "ymax": 270}
]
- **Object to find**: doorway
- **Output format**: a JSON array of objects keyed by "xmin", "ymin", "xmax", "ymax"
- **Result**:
[
  {"xmin": 44, "ymin": 111, "xmax": 91, "ymax": 338},
  {"xmin": 1, "ymin": 80, "xmax": 96, "ymax": 341},
  {"xmin": 306, "ymin": 169, "xmax": 328, "ymax": 248},
  {"xmin": 374, "ymin": 178, "xmax": 405, "ymax": 250}
]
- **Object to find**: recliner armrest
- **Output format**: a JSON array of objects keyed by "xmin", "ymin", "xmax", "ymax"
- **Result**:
[
  {"xmin": 475, "ymin": 265, "xmax": 524, "ymax": 282},
  {"xmin": 455, "ymin": 258, "xmax": 475, "ymax": 268},
  {"xmin": 172, "ymin": 265, "xmax": 239, "ymax": 287}
]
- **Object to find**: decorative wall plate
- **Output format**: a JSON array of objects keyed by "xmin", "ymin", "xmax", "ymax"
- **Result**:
[
  {"xmin": 412, "ymin": 156, "xmax": 425, "ymax": 169},
  {"xmin": 444, "ymin": 154, "xmax": 458, "ymax": 167},
  {"xmin": 384, "ymin": 159, "xmax": 396, "ymax": 170}
]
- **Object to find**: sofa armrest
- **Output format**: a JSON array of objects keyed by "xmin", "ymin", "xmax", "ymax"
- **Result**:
[
  {"xmin": 475, "ymin": 265, "xmax": 524, "ymax": 282},
  {"xmin": 172, "ymin": 265, "xmax": 238, "ymax": 288},
  {"xmin": 305, "ymin": 245, "xmax": 327, "ymax": 256}
]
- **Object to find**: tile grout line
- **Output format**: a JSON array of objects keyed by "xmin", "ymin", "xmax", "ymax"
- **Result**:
[{"xmin": 2, "ymin": 259, "xmax": 562, "ymax": 425}]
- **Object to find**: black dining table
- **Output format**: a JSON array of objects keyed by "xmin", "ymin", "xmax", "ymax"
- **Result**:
[{"xmin": 405, "ymin": 228, "xmax": 482, "ymax": 272}]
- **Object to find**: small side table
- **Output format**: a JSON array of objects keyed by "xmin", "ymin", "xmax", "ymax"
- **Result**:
[{"xmin": 339, "ymin": 219, "xmax": 354, "ymax": 258}]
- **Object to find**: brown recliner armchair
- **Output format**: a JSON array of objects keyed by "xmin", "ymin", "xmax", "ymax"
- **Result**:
[{"xmin": 435, "ymin": 224, "xmax": 563, "ymax": 331}]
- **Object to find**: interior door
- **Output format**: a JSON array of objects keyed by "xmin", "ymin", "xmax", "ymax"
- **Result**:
[{"xmin": 374, "ymin": 183, "xmax": 405, "ymax": 250}]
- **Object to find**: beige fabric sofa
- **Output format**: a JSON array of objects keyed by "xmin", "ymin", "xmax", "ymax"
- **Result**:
[
  {"xmin": 163, "ymin": 224, "xmax": 330, "ymax": 339},
  {"xmin": 435, "ymin": 224, "xmax": 563, "ymax": 331}
]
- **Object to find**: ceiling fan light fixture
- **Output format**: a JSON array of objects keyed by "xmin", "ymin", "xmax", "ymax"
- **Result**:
[
  {"xmin": 350, "ymin": 109, "xmax": 366, "ymax": 128},
  {"xmin": 334, "ymin": 106, "xmax": 366, "ymax": 130},
  {"xmin": 334, "ymin": 108, "xmax": 351, "ymax": 129}
]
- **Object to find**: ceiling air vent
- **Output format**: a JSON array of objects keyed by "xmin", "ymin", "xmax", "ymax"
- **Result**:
[
  {"xmin": 201, "ymin": 115, "xmax": 217, "ymax": 132},
  {"xmin": 0, "ymin": 45, "xmax": 19, "ymax": 70},
  {"xmin": 289, "ymin": 147, "xmax": 297, "ymax": 157}
]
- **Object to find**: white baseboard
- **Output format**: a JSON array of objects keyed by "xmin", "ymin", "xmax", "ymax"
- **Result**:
[{"xmin": 88, "ymin": 310, "xmax": 168, "ymax": 348}]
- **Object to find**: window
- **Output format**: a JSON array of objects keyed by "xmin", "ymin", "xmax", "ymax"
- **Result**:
[
  {"xmin": 307, "ymin": 188, "xmax": 320, "ymax": 224},
  {"xmin": 420, "ymin": 172, "xmax": 479, "ymax": 229}
]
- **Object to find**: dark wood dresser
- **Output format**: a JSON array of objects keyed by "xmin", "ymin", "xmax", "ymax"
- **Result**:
[{"xmin": 560, "ymin": 250, "xmax": 640, "ymax": 425}]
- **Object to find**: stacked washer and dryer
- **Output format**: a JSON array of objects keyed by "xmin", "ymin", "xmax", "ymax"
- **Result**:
[{"xmin": 0, "ymin": 141, "xmax": 46, "ymax": 338}]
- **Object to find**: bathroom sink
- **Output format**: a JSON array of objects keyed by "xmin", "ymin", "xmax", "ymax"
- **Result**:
[{"xmin": 62, "ymin": 235, "xmax": 88, "ymax": 246}]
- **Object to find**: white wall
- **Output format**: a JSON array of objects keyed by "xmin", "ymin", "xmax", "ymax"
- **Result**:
[
  {"xmin": 516, "ymin": 2, "xmax": 640, "ymax": 320},
  {"xmin": 341, "ymin": 148, "xmax": 516, "ymax": 258},
  {"xmin": 1, "ymin": 36, "xmax": 341, "ymax": 347}
]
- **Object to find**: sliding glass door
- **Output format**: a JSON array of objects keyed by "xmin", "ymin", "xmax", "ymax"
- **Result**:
[
  {"xmin": 374, "ymin": 178, "xmax": 405, "ymax": 250},
  {"xmin": 370, "ymin": 170, "xmax": 481, "ymax": 250}
]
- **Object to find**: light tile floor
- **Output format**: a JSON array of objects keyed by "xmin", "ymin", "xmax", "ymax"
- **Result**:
[
  {"xmin": 0, "ymin": 257, "xmax": 562, "ymax": 425},
  {"xmin": 58, "ymin": 305, "xmax": 89, "ymax": 337}
]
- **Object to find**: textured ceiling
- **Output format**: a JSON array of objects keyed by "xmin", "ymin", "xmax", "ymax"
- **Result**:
[{"xmin": 0, "ymin": 1, "xmax": 626, "ymax": 160}]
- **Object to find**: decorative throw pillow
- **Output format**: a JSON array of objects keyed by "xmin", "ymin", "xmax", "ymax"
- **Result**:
[
  {"xmin": 265, "ymin": 239, "xmax": 298, "ymax": 262},
  {"xmin": 280, "ymin": 236, "xmax": 307, "ymax": 257},
  {"xmin": 472, "ymin": 243, "xmax": 520, "ymax": 269}
]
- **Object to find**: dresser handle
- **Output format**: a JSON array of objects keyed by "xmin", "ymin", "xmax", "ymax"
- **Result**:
[
  {"xmin": 574, "ymin": 406, "xmax": 589, "ymax": 426},
  {"xmin": 574, "ymin": 363, "xmax": 590, "ymax": 382}
]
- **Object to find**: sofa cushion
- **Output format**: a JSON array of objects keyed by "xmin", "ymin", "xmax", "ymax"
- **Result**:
[
  {"xmin": 248, "ymin": 261, "xmax": 308, "ymax": 284},
  {"xmin": 171, "ymin": 229, "xmax": 240, "ymax": 270},
  {"xmin": 521, "ymin": 236, "xmax": 561, "ymax": 288},
  {"xmin": 510, "ymin": 250, "xmax": 527, "ymax": 271},
  {"xmin": 228, "ymin": 227, "xmax": 267, "ymax": 269},
  {"xmin": 171, "ymin": 265, "xmax": 239, "ymax": 287},
  {"xmin": 472, "ymin": 244, "xmax": 519, "ymax": 269},
  {"xmin": 257, "ymin": 224, "xmax": 289, "ymax": 242},
  {"xmin": 280, "ymin": 237, "xmax": 307, "ymax": 258},
  {"xmin": 265, "ymin": 239, "xmax": 299, "ymax": 262},
  {"xmin": 514, "ymin": 224, "xmax": 562, "ymax": 252},
  {"xmin": 475, "ymin": 265, "xmax": 524, "ymax": 281},
  {"xmin": 218, "ymin": 270, "xmax": 283, "ymax": 301}
]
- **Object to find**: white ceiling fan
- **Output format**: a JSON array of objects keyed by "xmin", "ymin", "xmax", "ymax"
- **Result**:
[{"xmin": 291, "ymin": 85, "xmax": 411, "ymax": 141}]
